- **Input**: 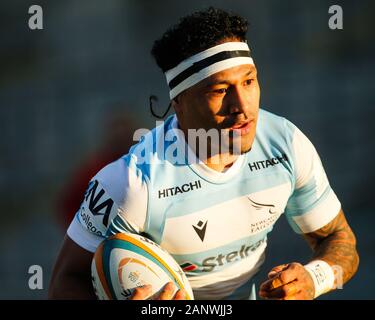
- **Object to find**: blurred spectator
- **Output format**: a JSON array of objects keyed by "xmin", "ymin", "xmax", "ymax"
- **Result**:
[{"xmin": 56, "ymin": 108, "xmax": 138, "ymax": 230}]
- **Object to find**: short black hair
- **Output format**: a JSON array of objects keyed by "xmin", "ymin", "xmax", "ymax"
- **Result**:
[{"xmin": 151, "ymin": 7, "xmax": 248, "ymax": 73}]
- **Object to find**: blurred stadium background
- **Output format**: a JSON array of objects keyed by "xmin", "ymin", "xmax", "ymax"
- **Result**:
[{"xmin": 0, "ymin": 0, "xmax": 374, "ymax": 299}]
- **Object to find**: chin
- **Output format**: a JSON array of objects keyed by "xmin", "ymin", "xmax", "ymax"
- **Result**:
[
  {"xmin": 240, "ymin": 145, "xmax": 252, "ymax": 154},
  {"xmin": 228, "ymin": 143, "xmax": 252, "ymax": 155},
  {"xmin": 229, "ymin": 135, "xmax": 254, "ymax": 155}
]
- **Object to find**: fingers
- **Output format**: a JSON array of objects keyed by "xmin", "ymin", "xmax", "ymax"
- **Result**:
[
  {"xmin": 131, "ymin": 284, "xmax": 152, "ymax": 300},
  {"xmin": 130, "ymin": 282, "xmax": 186, "ymax": 300},
  {"xmin": 264, "ymin": 263, "xmax": 300, "ymax": 291},
  {"xmin": 268, "ymin": 264, "xmax": 289, "ymax": 279},
  {"xmin": 284, "ymin": 292, "xmax": 303, "ymax": 300},
  {"xmin": 173, "ymin": 289, "xmax": 187, "ymax": 300},
  {"xmin": 259, "ymin": 280, "xmax": 299, "ymax": 299},
  {"xmin": 157, "ymin": 282, "xmax": 186, "ymax": 300},
  {"xmin": 260, "ymin": 274, "xmax": 295, "ymax": 294},
  {"xmin": 260, "ymin": 263, "xmax": 306, "ymax": 299},
  {"xmin": 277, "ymin": 263, "xmax": 301, "ymax": 285}
]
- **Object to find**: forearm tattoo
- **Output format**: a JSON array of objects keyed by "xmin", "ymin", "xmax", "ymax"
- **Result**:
[{"xmin": 303, "ymin": 210, "xmax": 359, "ymax": 286}]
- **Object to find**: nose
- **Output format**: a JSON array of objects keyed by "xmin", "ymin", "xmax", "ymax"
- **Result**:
[{"xmin": 226, "ymin": 86, "xmax": 249, "ymax": 115}]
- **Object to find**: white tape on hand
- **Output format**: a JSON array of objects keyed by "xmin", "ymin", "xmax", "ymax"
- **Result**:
[{"xmin": 304, "ymin": 260, "xmax": 335, "ymax": 298}]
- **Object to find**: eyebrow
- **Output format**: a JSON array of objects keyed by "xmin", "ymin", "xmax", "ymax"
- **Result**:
[{"xmin": 204, "ymin": 68, "xmax": 256, "ymax": 87}]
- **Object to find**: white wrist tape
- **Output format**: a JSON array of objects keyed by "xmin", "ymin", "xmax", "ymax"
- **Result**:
[{"xmin": 304, "ymin": 260, "xmax": 335, "ymax": 298}]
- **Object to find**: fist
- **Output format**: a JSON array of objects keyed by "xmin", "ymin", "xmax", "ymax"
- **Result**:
[{"xmin": 259, "ymin": 262, "xmax": 315, "ymax": 300}]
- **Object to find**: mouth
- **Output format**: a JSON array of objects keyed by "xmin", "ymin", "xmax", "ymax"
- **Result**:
[{"xmin": 229, "ymin": 120, "xmax": 254, "ymax": 135}]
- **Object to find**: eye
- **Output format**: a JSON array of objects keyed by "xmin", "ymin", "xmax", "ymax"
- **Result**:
[
  {"xmin": 212, "ymin": 88, "xmax": 227, "ymax": 95},
  {"xmin": 244, "ymin": 79, "xmax": 254, "ymax": 86}
]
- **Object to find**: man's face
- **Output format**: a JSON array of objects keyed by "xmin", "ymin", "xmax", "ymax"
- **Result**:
[{"xmin": 175, "ymin": 63, "xmax": 260, "ymax": 155}]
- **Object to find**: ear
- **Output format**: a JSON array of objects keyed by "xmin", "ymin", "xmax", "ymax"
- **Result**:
[
  {"xmin": 173, "ymin": 96, "xmax": 179, "ymax": 105},
  {"xmin": 171, "ymin": 96, "xmax": 182, "ymax": 114}
]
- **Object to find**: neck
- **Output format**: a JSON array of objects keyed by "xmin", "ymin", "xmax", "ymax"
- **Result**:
[
  {"xmin": 182, "ymin": 129, "xmax": 239, "ymax": 172},
  {"xmin": 204, "ymin": 153, "xmax": 239, "ymax": 172},
  {"xmin": 177, "ymin": 117, "xmax": 239, "ymax": 172}
]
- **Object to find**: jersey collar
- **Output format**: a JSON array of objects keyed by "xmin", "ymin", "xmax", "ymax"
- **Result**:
[{"xmin": 170, "ymin": 115, "xmax": 247, "ymax": 184}]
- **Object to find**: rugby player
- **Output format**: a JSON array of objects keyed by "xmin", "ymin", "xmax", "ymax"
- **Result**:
[{"xmin": 49, "ymin": 7, "xmax": 359, "ymax": 300}]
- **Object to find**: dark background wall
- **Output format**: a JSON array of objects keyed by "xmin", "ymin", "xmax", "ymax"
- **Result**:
[{"xmin": 0, "ymin": 0, "xmax": 374, "ymax": 299}]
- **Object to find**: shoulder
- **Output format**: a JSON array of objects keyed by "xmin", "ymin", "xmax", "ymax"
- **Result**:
[
  {"xmin": 255, "ymin": 108, "xmax": 300, "ymax": 153},
  {"xmin": 125, "ymin": 114, "xmax": 176, "ymax": 177},
  {"xmin": 257, "ymin": 108, "xmax": 297, "ymax": 137},
  {"xmin": 93, "ymin": 158, "xmax": 128, "ymax": 203},
  {"xmin": 254, "ymin": 109, "xmax": 320, "ymax": 181},
  {"xmin": 92, "ymin": 115, "xmax": 178, "ymax": 202}
]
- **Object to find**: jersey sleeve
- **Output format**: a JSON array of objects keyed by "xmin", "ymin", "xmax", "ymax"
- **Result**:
[
  {"xmin": 284, "ymin": 121, "xmax": 341, "ymax": 234},
  {"xmin": 67, "ymin": 156, "xmax": 148, "ymax": 252}
]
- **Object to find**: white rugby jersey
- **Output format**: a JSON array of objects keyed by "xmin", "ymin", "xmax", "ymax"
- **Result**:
[{"xmin": 67, "ymin": 109, "xmax": 341, "ymax": 300}]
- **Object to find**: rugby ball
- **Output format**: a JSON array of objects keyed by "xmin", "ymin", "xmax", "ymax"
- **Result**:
[{"xmin": 91, "ymin": 233, "xmax": 194, "ymax": 300}]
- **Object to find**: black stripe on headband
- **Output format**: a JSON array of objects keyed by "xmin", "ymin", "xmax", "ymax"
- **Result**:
[{"xmin": 168, "ymin": 50, "xmax": 251, "ymax": 90}]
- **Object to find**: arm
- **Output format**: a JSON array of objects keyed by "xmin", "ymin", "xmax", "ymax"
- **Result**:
[
  {"xmin": 48, "ymin": 234, "xmax": 186, "ymax": 300},
  {"xmin": 49, "ymin": 160, "xmax": 138, "ymax": 299},
  {"xmin": 48, "ymin": 235, "xmax": 96, "ymax": 299},
  {"xmin": 259, "ymin": 209, "xmax": 359, "ymax": 300},
  {"xmin": 303, "ymin": 209, "xmax": 359, "ymax": 288}
]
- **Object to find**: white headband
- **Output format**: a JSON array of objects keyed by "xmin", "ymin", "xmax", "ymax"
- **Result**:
[{"xmin": 165, "ymin": 42, "xmax": 254, "ymax": 99}]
